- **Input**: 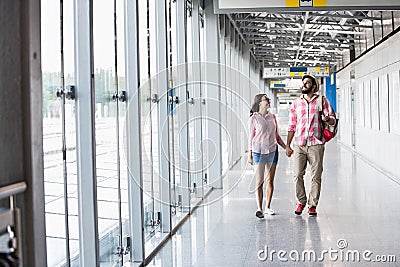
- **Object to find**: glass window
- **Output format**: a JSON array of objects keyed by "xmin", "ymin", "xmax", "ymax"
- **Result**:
[
  {"xmin": 93, "ymin": 0, "xmax": 129, "ymax": 264},
  {"xmin": 138, "ymin": 0, "xmax": 149, "ymax": 85},
  {"xmin": 41, "ymin": 0, "xmax": 79, "ymax": 265},
  {"xmin": 393, "ymin": 11, "xmax": 400, "ymax": 29},
  {"xmin": 138, "ymin": 0, "xmax": 162, "ymax": 243},
  {"xmin": 372, "ymin": 11, "xmax": 383, "ymax": 44},
  {"xmin": 382, "ymin": 11, "xmax": 394, "ymax": 38},
  {"xmin": 365, "ymin": 19, "xmax": 375, "ymax": 50}
]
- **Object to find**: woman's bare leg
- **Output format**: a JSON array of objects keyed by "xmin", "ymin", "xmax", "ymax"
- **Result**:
[
  {"xmin": 254, "ymin": 164, "xmax": 266, "ymax": 211},
  {"xmin": 265, "ymin": 164, "xmax": 277, "ymax": 209}
]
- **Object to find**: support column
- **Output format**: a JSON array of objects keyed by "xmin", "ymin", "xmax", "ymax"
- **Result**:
[
  {"xmin": 174, "ymin": 0, "xmax": 190, "ymax": 210},
  {"xmin": 191, "ymin": 0, "xmax": 204, "ymax": 197},
  {"xmin": 124, "ymin": 0, "xmax": 145, "ymax": 262},
  {"xmin": 155, "ymin": 0, "xmax": 172, "ymax": 233},
  {"xmin": 242, "ymin": 45, "xmax": 251, "ymax": 154},
  {"xmin": 204, "ymin": 0, "xmax": 222, "ymax": 188},
  {"xmin": 19, "ymin": 0, "xmax": 47, "ymax": 265},
  {"xmin": 74, "ymin": 0, "xmax": 100, "ymax": 266},
  {"xmin": 219, "ymin": 19, "xmax": 228, "ymax": 171}
]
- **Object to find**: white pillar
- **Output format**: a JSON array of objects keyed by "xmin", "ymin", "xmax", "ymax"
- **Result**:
[
  {"xmin": 74, "ymin": 0, "xmax": 100, "ymax": 265},
  {"xmin": 191, "ymin": 0, "xmax": 204, "ymax": 197},
  {"xmin": 204, "ymin": 0, "xmax": 222, "ymax": 188},
  {"xmin": 154, "ymin": 0, "xmax": 172, "ymax": 233},
  {"xmin": 124, "ymin": 0, "xmax": 145, "ymax": 262},
  {"xmin": 174, "ymin": 0, "xmax": 190, "ymax": 210}
]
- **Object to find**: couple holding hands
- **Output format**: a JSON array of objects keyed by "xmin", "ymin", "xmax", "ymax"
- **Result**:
[{"xmin": 248, "ymin": 74, "xmax": 336, "ymax": 219}]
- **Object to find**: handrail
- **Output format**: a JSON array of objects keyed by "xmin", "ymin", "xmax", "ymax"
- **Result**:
[{"xmin": 0, "ymin": 182, "xmax": 27, "ymax": 200}]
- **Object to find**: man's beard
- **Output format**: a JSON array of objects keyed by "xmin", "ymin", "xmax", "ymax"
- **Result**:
[{"xmin": 301, "ymin": 87, "xmax": 313, "ymax": 94}]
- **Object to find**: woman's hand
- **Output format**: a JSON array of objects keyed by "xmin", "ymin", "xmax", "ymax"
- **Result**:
[{"xmin": 248, "ymin": 153, "xmax": 253, "ymax": 164}]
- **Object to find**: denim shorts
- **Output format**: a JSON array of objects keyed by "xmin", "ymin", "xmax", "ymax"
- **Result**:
[{"xmin": 252, "ymin": 150, "xmax": 278, "ymax": 165}]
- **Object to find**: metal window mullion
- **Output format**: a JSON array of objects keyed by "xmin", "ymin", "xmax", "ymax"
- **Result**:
[
  {"xmin": 73, "ymin": 0, "xmax": 100, "ymax": 266},
  {"xmin": 124, "ymin": 0, "xmax": 145, "ymax": 262},
  {"xmin": 155, "ymin": 0, "xmax": 171, "ymax": 233},
  {"xmin": 204, "ymin": 0, "xmax": 222, "ymax": 188}
]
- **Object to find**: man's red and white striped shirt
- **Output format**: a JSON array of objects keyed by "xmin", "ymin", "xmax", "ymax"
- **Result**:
[{"xmin": 288, "ymin": 94, "xmax": 336, "ymax": 146}]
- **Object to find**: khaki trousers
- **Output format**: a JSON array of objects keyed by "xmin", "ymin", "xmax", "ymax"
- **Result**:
[{"xmin": 293, "ymin": 144, "xmax": 325, "ymax": 207}]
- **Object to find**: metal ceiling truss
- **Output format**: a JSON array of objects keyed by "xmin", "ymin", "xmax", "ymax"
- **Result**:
[{"xmin": 230, "ymin": 10, "xmax": 384, "ymax": 68}]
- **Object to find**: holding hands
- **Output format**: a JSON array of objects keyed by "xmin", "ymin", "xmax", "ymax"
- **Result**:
[{"xmin": 286, "ymin": 146, "xmax": 293, "ymax": 157}]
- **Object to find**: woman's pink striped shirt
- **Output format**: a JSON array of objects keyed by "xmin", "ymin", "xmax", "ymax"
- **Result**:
[{"xmin": 248, "ymin": 112, "xmax": 282, "ymax": 154}]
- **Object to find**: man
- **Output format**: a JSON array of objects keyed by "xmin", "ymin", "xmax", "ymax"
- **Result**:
[{"xmin": 286, "ymin": 74, "xmax": 336, "ymax": 216}]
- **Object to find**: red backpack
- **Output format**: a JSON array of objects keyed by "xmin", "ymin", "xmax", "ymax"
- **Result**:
[{"xmin": 317, "ymin": 96, "xmax": 338, "ymax": 142}]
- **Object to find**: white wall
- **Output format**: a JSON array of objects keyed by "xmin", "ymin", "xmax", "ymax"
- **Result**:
[{"xmin": 337, "ymin": 31, "xmax": 400, "ymax": 179}]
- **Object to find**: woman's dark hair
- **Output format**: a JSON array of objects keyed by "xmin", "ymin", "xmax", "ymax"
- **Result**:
[{"xmin": 250, "ymin": 94, "xmax": 268, "ymax": 116}]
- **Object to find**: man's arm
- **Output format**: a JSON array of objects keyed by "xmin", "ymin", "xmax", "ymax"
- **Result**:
[{"xmin": 286, "ymin": 101, "xmax": 297, "ymax": 157}]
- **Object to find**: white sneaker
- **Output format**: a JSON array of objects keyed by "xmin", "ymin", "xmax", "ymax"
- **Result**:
[{"xmin": 265, "ymin": 208, "xmax": 275, "ymax": 215}]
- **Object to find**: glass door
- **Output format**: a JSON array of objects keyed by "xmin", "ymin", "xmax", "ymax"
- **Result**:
[{"xmin": 93, "ymin": 0, "xmax": 129, "ymax": 265}]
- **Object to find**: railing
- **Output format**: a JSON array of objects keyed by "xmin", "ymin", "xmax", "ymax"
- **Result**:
[{"xmin": 0, "ymin": 181, "xmax": 27, "ymax": 267}]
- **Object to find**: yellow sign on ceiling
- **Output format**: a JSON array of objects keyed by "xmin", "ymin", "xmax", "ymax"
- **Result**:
[
  {"xmin": 286, "ymin": 0, "xmax": 326, "ymax": 7},
  {"xmin": 286, "ymin": 0, "xmax": 298, "ymax": 7},
  {"xmin": 314, "ymin": 0, "xmax": 327, "ymax": 6}
]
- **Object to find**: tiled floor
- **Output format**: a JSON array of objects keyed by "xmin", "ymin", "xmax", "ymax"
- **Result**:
[{"xmin": 146, "ymin": 140, "xmax": 400, "ymax": 266}]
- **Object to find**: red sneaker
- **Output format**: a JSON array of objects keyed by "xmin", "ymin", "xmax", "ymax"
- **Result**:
[
  {"xmin": 308, "ymin": 206, "xmax": 317, "ymax": 216},
  {"xmin": 295, "ymin": 204, "xmax": 305, "ymax": 215}
]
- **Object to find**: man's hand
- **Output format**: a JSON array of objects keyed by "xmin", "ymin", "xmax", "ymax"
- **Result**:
[
  {"xmin": 286, "ymin": 131, "xmax": 295, "ymax": 157},
  {"xmin": 286, "ymin": 146, "xmax": 293, "ymax": 157},
  {"xmin": 322, "ymin": 115, "xmax": 333, "ymax": 125}
]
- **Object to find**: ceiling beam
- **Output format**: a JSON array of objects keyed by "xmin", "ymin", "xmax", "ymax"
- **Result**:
[
  {"xmin": 244, "ymin": 32, "xmax": 358, "ymax": 41},
  {"xmin": 276, "ymin": 11, "xmax": 381, "ymax": 20},
  {"xmin": 235, "ymin": 18, "xmax": 301, "ymax": 25},
  {"xmin": 307, "ymin": 21, "xmax": 373, "ymax": 28}
]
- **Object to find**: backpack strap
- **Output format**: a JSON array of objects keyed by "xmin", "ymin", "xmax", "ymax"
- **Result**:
[
  {"xmin": 316, "ymin": 95, "xmax": 325, "ymax": 132},
  {"xmin": 317, "ymin": 95, "xmax": 323, "ymax": 113}
]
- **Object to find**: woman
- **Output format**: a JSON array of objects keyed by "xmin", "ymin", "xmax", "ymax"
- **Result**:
[{"xmin": 248, "ymin": 94, "xmax": 286, "ymax": 218}]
